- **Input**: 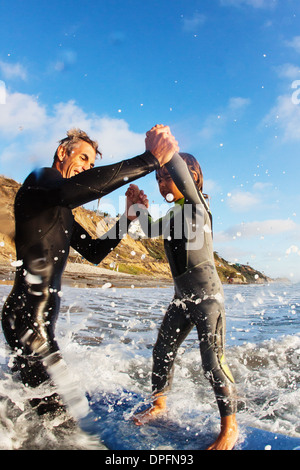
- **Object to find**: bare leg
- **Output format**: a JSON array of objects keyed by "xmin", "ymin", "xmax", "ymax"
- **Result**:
[
  {"xmin": 133, "ymin": 393, "xmax": 167, "ymax": 426},
  {"xmin": 206, "ymin": 414, "xmax": 239, "ymax": 450}
]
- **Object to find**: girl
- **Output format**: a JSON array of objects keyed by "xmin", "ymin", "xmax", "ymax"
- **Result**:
[{"xmin": 126, "ymin": 152, "xmax": 238, "ymax": 450}]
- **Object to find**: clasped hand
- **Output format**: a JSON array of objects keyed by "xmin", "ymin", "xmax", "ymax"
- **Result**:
[{"xmin": 125, "ymin": 184, "xmax": 149, "ymax": 221}]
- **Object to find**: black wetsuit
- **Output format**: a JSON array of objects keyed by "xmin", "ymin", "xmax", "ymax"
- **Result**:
[
  {"xmin": 138, "ymin": 153, "xmax": 237, "ymax": 417},
  {"xmin": 2, "ymin": 151, "xmax": 159, "ymax": 388}
]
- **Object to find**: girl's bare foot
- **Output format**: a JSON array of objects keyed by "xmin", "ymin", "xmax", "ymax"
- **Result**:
[
  {"xmin": 133, "ymin": 395, "xmax": 166, "ymax": 426},
  {"xmin": 133, "ymin": 397, "xmax": 238, "ymax": 450},
  {"xmin": 206, "ymin": 415, "xmax": 239, "ymax": 450}
]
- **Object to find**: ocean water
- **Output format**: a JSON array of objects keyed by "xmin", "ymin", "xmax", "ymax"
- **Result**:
[{"xmin": 0, "ymin": 281, "xmax": 299, "ymax": 450}]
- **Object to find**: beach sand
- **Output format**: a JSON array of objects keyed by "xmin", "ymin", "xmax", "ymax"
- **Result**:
[{"xmin": 0, "ymin": 262, "xmax": 173, "ymax": 289}]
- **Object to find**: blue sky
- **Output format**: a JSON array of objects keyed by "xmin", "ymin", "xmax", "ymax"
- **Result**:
[{"xmin": 1, "ymin": 0, "xmax": 300, "ymax": 281}]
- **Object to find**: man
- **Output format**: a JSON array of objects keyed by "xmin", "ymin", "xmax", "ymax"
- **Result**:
[{"xmin": 2, "ymin": 125, "xmax": 178, "ymax": 416}]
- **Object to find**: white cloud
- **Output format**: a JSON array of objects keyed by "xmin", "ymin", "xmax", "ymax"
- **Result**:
[
  {"xmin": 0, "ymin": 92, "xmax": 47, "ymax": 137},
  {"xmin": 227, "ymin": 191, "xmax": 261, "ymax": 212},
  {"xmin": 225, "ymin": 182, "xmax": 276, "ymax": 213},
  {"xmin": 263, "ymin": 52, "xmax": 300, "ymax": 141},
  {"xmin": 252, "ymin": 182, "xmax": 273, "ymax": 191},
  {"xmin": 228, "ymin": 97, "xmax": 251, "ymax": 110},
  {"xmin": 220, "ymin": 0, "xmax": 277, "ymax": 8},
  {"xmin": 215, "ymin": 219, "xmax": 298, "ymax": 242},
  {"xmin": 94, "ymin": 117, "xmax": 145, "ymax": 160},
  {"xmin": 0, "ymin": 61, "xmax": 27, "ymax": 81},
  {"xmin": 285, "ymin": 36, "xmax": 300, "ymax": 54},
  {"xmin": 36, "ymin": 100, "xmax": 145, "ymax": 161},
  {"xmin": 263, "ymin": 93, "xmax": 300, "ymax": 141},
  {"xmin": 0, "ymin": 91, "xmax": 145, "ymax": 174},
  {"xmin": 182, "ymin": 13, "xmax": 206, "ymax": 32},
  {"xmin": 198, "ymin": 96, "xmax": 250, "ymax": 140},
  {"xmin": 276, "ymin": 63, "xmax": 300, "ymax": 81},
  {"xmin": 203, "ymin": 178, "xmax": 220, "ymax": 196},
  {"xmin": 0, "ymin": 92, "xmax": 147, "ymax": 187}
]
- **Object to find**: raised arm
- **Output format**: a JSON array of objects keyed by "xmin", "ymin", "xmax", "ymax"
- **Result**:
[
  {"xmin": 48, "ymin": 125, "xmax": 178, "ymax": 209},
  {"xmin": 56, "ymin": 151, "xmax": 159, "ymax": 209}
]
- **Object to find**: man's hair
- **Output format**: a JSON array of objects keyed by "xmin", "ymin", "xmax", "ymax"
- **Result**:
[{"xmin": 53, "ymin": 128, "xmax": 102, "ymax": 163}]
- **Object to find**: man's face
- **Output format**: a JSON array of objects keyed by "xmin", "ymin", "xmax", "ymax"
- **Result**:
[{"xmin": 58, "ymin": 141, "xmax": 96, "ymax": 178}]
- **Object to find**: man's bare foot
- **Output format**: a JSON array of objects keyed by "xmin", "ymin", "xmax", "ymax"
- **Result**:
[
  {"xmin": 206, "ymin": 415, "xmax": 239, "ymax": 450},
  {"xmin": 133, "ymin": 395, "xmax": 167, "ymax": 426}
]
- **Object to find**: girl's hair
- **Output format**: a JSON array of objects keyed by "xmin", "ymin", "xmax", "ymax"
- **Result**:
[
  {"xmin": 178, "ymin": 152, "xmax": 203, "ymax": 192},
  {"xmin": 156, "ymin": 152, "xmax": 207, "ymax": 197}
]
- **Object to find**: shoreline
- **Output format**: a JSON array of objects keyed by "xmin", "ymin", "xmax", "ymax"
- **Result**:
[
  {"xmin": 0, "ymin": 262, "xmax": 283, "ymax": 290},
  {"xmin": 63, "ymin": 262, "xmax": 173, "ymax": 288}
]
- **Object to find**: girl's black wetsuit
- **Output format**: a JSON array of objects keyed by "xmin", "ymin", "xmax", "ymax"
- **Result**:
[
  {"xmin": 2, "ymin": 151, "xmax": 159, "ymax": 388},
  {"xmin": 138, "ymin": 153, "xmax": 237, "ymax": 417}
]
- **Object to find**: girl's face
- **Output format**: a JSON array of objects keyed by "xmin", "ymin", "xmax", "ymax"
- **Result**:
[
  {"xmin": 156, "ymin": 167, "xmax": 199, "ymax": 203},
  {"xmin": 156, "ymin": 172, "xmax": 184, "ymax": 203}
]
